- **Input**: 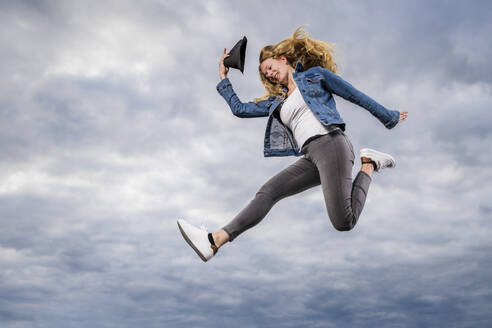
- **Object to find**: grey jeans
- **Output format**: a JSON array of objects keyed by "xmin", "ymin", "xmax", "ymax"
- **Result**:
[{"xmin": 222, "ymin": 130, "xmax": 372, "ymax": 241}]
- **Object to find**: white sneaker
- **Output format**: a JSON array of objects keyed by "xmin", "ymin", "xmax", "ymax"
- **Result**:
[
  {"xmin": 177, "ymin": 219, "xmax": 217, "ymax": 262},
  {"xmin": 360, "ymin": 148, "xmax": 396, "ymax": 172}
]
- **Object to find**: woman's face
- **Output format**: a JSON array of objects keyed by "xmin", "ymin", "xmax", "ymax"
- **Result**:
[{"xmin": 260, "ymin": 56, "xmax": 291, "ymax": 86}]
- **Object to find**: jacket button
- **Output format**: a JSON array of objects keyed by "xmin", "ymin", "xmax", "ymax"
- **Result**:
[
  {"xmin": 301, "ymin": 89, "xmax": 306, "ymax": 92},
  {"xmin": 316, "ymin": 112, "xmax": 320, "ymax": 115},
  {"xmin": 307, "ymin": 101, "xmax": 311, "ymax": 104}
]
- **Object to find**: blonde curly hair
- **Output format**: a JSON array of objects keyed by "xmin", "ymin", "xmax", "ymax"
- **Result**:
[{"xmin": 255, "ymin": 26, "xmax": 337, "ymax": 102}]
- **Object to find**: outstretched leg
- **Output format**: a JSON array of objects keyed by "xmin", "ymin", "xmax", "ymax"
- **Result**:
[{"xmin": 215, "ymin": 157, "xmax": 321, "ymax": 246}]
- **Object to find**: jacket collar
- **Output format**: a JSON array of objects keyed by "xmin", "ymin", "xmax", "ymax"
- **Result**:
[{"xmin": 294, "ymin": 60, "xmax": 305, "ymax": 73}]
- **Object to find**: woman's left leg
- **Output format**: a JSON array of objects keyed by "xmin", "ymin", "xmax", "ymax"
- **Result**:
[{"xmin": 303, "ymin": 130, "xmax": 372, "ymax": 231}]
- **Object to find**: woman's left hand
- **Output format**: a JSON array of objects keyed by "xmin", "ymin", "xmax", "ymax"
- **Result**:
[{"xmin": 399, "ymin": 111, "xmax": 408, "ymax": 123}]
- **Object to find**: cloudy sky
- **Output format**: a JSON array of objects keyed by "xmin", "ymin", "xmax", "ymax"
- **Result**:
[{"xmin": 1, "ymin": 0, "xmax": 491, "ymax": 327}]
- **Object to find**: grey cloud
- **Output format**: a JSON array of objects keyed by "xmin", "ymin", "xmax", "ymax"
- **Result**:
[
  {"xmin": 331, "ymin": 1, "xmax": 492, "ymax": 86},
  {"xmin": 479, "ymin": 205, "xmax": 492, "ymax": 215}
]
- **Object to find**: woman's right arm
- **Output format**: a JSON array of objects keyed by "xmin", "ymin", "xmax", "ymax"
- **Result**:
[{"xmin": 217, "ymin": 49, "xmax": 270, "ymax": 118}]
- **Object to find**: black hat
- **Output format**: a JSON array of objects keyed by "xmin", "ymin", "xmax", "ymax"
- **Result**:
[{"xmin": 224, "ymin": 36, "xmax": 247, "ymax": 73}]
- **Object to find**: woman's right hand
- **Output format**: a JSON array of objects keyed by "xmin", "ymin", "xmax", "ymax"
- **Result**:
[{"xmin": 219, "ymin": 48, "xmax": 230, "ymax": 80}]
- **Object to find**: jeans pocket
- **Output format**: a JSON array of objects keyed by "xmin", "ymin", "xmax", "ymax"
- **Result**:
[{"xmin": 342, "ymin": 133, "xmax": 355, "ymax": 161}]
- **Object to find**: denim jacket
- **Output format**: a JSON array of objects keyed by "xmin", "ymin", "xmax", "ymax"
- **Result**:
[{"xmin": 216, "ymin": 61, "xmax": 400, "ymax": 157}]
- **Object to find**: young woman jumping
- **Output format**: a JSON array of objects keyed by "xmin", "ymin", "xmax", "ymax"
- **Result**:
[{"xmin": 177, "ymin": 27, "xmax": 408, "ymax": 262}]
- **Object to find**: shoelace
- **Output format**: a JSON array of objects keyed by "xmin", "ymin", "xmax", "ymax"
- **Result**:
[
  {"xmin": 374, "ymin": 159, "xmax": 382, "ymax": 171},
  {"xmin": 381, "ymin": 158, "xmax": 395, "ymax": 169}
]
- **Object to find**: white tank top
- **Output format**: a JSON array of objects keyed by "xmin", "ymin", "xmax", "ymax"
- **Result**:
[{"xmin": 280, "ymin": 87, "xmax": 331, "ymax": 148}]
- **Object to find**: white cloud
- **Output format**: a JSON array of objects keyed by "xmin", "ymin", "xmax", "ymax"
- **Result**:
[{"xmin": 1, "ymin": 1, "xmax": 491, "ymax": 327}]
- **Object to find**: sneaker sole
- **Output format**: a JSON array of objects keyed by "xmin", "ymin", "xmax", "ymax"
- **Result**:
[
  {"xmin": 360, "ymin": 148, "xmax": 396, "ymax": 169},
  {"xmin": 177, "ymin": 220, "xmax": 208, "ymax": 262}
]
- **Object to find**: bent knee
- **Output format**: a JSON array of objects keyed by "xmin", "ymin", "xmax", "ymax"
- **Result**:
[
  {"xmin": 331, "ymin": 215, "xmax": 356, "ymax": 231},
  {"xmin": 333, "ymin": 223, "xmax": 354, "ymax": 232}
]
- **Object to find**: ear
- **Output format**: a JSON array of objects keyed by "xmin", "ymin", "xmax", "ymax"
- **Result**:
[{"xmin": 279, "ymin": 55, "xmax": 291, "ymax": 67}]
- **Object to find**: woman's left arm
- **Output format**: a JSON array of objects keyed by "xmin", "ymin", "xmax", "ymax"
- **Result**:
[{"xmin": 321, "ymin": 68, "xmax": 406, "ymax": 129}]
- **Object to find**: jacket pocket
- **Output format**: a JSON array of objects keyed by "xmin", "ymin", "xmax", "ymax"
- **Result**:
[
  {"xmin": 305, "ymin": 74, "xmax": 324, "ymax": 96},
  {"xmin": 305, "ymin": 72, "xmax": 323, "ymax": 83}
]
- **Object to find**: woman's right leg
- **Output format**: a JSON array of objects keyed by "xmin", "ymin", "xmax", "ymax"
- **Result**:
[{"xmin": 218, "ymin": 157, "xmax": 321, "ymax": 244}]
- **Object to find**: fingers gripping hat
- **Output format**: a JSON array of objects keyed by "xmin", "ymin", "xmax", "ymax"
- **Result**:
[{"xmin": 224, "ymin": 36, "xmax": 247, "ymax": 73}]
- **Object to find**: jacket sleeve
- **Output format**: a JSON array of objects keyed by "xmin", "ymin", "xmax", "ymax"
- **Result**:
[
  {"xmin": 320, "ymin": 68, "xmax": 400, "ymax": 129},
  {"xmin": 216, "ymin": 78, "xmax": 270, "ymax": 118}
]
